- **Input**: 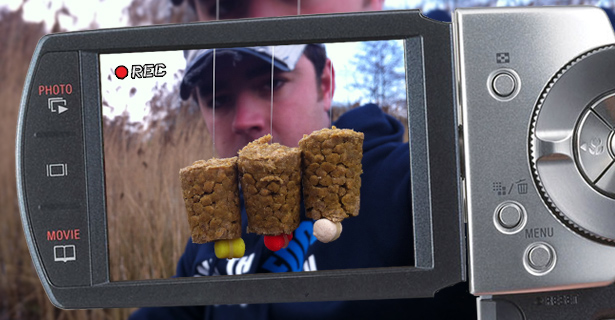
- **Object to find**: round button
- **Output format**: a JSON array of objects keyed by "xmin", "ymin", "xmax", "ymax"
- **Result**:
[
  {"xmin": 498, "ymin": 203, "xmax": 522, "ymax": 229},
  {"xmin": 493, "ymin": 201, "xmax": 526, "ymax": 234},
  {"xmin": 492, "ymin": 73, "xmax": 516, "ymax": 97},
  {"xmin": 528, "ymin": 245, "xmax": 551, "ymax": 269},
  {"xmin": 610, "ymin": 132, "xmax": 615, "ymax": 158},
  {"xmin": 576, "ymin": 109, "xmax": 615, "ymax": 196},
  {"xmin": 529, "ymin": 47, "xmax": 615, "ymax": 242},
  {"xmin": 524, "ymin": 242, "xmax": 556, "ymax": 275},
  {"xmin": 596, "ymin": 161, "xmax": 615, "ymax": 195}
]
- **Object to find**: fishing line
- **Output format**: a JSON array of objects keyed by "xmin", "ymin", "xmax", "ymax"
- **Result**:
[
  {"xmin": 270, "ymin": 46, "xmax": 275, "ymax": 142},
  {"xmin": 330, "ymin": 59, "xmax": 333, "ymax": 127},
  {"xmin": 212, "ymin": 51, "xmax": 217, "ymax": 157},
  {"xmin": 211, "ymin": 0, "xmax": 220, "ymax": 157}
]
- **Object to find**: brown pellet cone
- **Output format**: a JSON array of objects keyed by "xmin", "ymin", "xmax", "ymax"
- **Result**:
[
  {"xmin": 238, "ymin": 135, "xmax": 301, "ymax": 235},
  {"xmin": 179, "ymin": 157, "xmax": 241, "ymax": 244},
  {"xmin": 299, "ymin": 126, "xmax": 364, "ymax": 222}
]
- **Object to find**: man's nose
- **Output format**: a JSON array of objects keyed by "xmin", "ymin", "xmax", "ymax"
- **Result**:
[{"xmin": 232, "ymin": 91, "xmax": 270, "ymax": 138}]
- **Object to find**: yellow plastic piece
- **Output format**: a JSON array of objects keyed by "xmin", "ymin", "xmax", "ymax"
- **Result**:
[{"xmin": 214, "ymin": 238, "xmax": 245, "ymax": 259}]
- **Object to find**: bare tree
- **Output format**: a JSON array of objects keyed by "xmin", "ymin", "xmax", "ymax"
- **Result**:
[
  {"xmin": 348, "ymin": 40, "xmax": 406, "ymax": 110},
  {"xmin": 126, "ymin": 0, "xmax": 196, "ymax": 26}
]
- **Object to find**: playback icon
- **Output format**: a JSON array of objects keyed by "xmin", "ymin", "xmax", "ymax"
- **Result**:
[{"xmin": 48, "ymin": 97, "xmax": 68, "ymax": 114}]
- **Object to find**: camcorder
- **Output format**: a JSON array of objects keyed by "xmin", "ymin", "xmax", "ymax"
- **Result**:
[{"xmin": 15, "ymin": 6, "xmax": 615, "ymax": 319}]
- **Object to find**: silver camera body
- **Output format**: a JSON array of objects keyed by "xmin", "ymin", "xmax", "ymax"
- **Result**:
[{"xmin": 457, "ymin": 7, "xmax": 615, "ymax": 297}]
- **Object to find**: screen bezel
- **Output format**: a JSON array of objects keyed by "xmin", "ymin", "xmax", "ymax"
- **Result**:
[{"xmin": 20, "ymin": 10, "xmax": 464, "ymax": 308}]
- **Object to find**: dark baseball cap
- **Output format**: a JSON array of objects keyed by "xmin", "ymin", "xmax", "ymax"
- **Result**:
[{"xmin": 180, "ymin": 45, "xmax": 309, "ymax": 100}]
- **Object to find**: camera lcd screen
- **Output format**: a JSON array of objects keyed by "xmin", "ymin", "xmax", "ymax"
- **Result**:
[{"xmin": 100, "ymin": 39, "xmax": 410, "ymax": 282}]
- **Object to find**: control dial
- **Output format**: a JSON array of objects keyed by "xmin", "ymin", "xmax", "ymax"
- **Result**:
[{"xmin": 530, "ymin": 45, "xmax": 615, "ymax": 243}]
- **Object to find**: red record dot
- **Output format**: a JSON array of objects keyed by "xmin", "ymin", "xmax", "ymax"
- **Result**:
[{"xmin": 115, "ymin": 65, "xmax": 128, "ymax": 79}]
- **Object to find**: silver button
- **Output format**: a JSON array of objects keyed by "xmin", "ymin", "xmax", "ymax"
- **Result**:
[
  {"xmin": 524, "ymin": 242, "xmax": 556, "ymax": 275},
  {"xmin": 592, "ymin": 95, "xmax": 615, "ymax": 128},
  {"xmin": 528, "ymin": 245, "xmax": 551, "ymax": 269},
  {"xmin": 498, "ymin": 203, "xmax": 522, "ymax": 229},
  {"xmin": 492, "ymin": 73, "xmax": 516, "ymax": 97},
  {"xmin": 595, "ymin": 159, "xmax": 615, "ymax": 196},
  {"xmin": 576, "ymin": 110, "xmax": 613, "ymax": 182},
  {"xmin": 493, "ymin": 201, "xmax": 526, "ymax": 234}
]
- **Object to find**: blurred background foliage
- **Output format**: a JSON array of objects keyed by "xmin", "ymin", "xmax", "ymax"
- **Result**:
[{"xmin": 0, "ymin": 0, "xmax": 613, "ymax": 319}]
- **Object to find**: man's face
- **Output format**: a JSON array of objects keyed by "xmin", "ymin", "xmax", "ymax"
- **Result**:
[
  {"xmin": 193, "ymin": 0, "xmax": 383, "ymax": 20},
  {"xmin": 196, "ymin": 54, "xmax": 334, "ymax": 158}
]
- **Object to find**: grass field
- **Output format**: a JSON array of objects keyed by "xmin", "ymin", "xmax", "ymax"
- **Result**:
[
  {"xmin": 104, "ymin": 101, "xmax": 210, "ymax": 284},
  {"xmin": 0, "ymin": 6, "xmax": 203, "ymax": 319}
]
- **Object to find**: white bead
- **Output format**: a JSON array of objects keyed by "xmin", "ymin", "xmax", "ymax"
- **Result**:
[{"xmin": 313, "ymin": 219, "xmax": 342, "ymax": 243}]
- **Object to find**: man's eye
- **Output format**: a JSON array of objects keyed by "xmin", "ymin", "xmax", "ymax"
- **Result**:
[
  {"xmin": 207, "ymin": 95, "xmax": 234, "ymax": 109},
  {"xmin": 203, "ymin": 0, "xmax": 246, "ymax": 19},
  {"xmin": 263, "ymin": 78, "xmax": 287, "ymax": 91},
  {"xmin": 273, "ymin": 79, "xmax": 287, "ymax": 89}
]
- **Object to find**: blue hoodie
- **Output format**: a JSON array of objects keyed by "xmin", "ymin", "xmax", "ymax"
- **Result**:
[{"xmin": 129, "ymin": 104, "xmax": 474, "ymax": 319}]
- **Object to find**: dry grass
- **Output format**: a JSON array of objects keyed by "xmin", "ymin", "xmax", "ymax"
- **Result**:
[
  {"xmin": 104, "ymin": 100, "xmax": 211, "ymax": 284},
  {"xmin": 0, "ymin": 8, "xmax": 57, "ymax": 320},
  {"xmin": 0, "ymin": 7, "xmax": 123, "ymax": 320},
  {"xmin": 0, "ymin": 4, "xmax": 205, "ymax": 319}
]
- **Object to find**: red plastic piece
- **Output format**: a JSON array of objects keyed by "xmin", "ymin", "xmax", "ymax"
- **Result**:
[{"xmin": 264, "ymin": 233, "xmax": 293, "ymax": 251}]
